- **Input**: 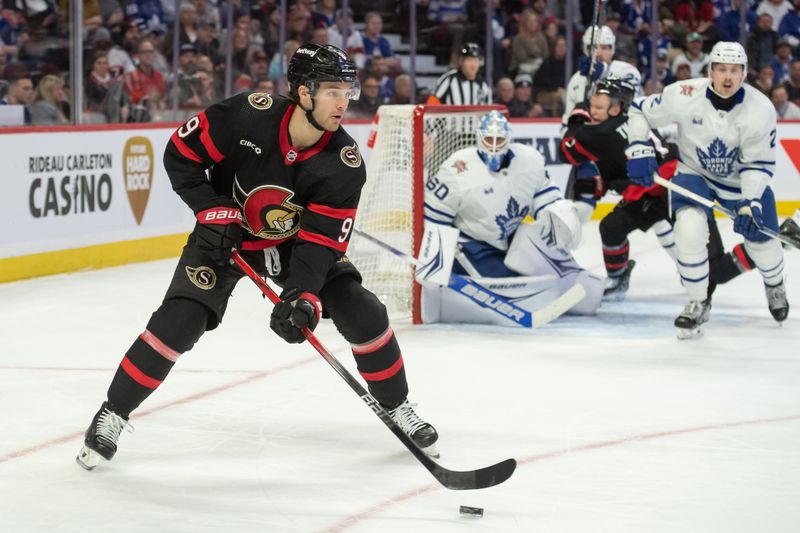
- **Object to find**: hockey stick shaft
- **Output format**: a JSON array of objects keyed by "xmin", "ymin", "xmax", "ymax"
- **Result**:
[
  {"xmin": 654, "ymin": 175, "xmax": 799, "ymax": 249},
  {"xmin": 583, "ymin": 0, "xmax": 606, "ymax": 102},
  {"xmin": 231, "ymin": 250, "xmax": 516, "ymax": 490}
]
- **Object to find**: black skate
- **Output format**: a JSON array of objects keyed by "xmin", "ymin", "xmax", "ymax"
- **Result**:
[
  {"xmin": 387, "ymin": 400, "xmax": 439, "ymax": 458},
  {"xmin": 779, "ymin": 217, "xmax": 800, "ymax": 250},
  {"xmin": 603, "ymin": 260, "xmax": 636, "ymax": 302},
  {"xmin": 76, "ymin": 402, "xmax": 133, "ymax": 471},
  {"xmin": 765, "ymin": 282, "xmax": 789, "ymax": 322},
  {"xmin": 674, "ymin": 299, "xmax": 712, "ymax": 340}
]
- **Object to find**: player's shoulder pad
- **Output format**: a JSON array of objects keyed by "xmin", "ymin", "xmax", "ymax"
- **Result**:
[
  {"xmin": 742, "ymin": 83, "xmax": 777, "ymax": 116},
  {"xmin": 508, "ymin": 142, "xmax": 545, "ymax": 166},
  {"xmin": 439, "ymin": 146, "xmax": 480, "ymax": 169},
  {"xmin": 328, "ymin": 126, "xmax": 366, "ymax": 173}
]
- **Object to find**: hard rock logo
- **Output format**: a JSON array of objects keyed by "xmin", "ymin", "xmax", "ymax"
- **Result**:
[{"xmin": 123, "ymin": 136, "xmax": 154, "ymax": 225}]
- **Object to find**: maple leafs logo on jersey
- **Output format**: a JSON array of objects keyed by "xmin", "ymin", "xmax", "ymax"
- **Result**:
[
  {"xmin": 494, "ymin": 197, "xmax": 529, "ymax": 241},
  {"xmin": 452, "ymin": 160, "xmax": 467, "ymax": 173},
  {"xmin": 696, "ymin": 138, "xmax": 739, "ymax": 177}
]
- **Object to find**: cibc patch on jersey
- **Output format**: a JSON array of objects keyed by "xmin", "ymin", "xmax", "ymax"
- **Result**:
[
  {"xmin": 248, "ymin": 92, "xmax": 273, "ymax": 110},
  {"xmin": 340, "ymin": 145, "xmax": 362, "ymax": 168},
  {"xmin": 233, "ymin": 180, "xmax": 304, "ymax": 240}
]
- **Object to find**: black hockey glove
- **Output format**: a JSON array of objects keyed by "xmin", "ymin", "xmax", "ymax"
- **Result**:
[
  {"xmin": 194, "ymin": 205, "xmax": 242, "ymax": 266},
  {"xmin": 270, "ymin": 288, "xmax": 322, "ymax": 344}
]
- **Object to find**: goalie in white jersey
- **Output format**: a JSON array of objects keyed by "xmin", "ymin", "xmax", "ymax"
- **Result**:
[
  {"xmin": 626, "ymin": 41, "xmax": 789, "ymax": 338},
  {"xmin": 561, "ymin": 25, "xmax": 642, "ymax": 132},
  {"xmin": 420, "ymin": 111, "xmax": 603, "ymax": 326}
]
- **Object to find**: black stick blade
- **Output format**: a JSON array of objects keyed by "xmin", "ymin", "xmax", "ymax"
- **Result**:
[{"xmin": 432, "ymin": 458, "xmax": 517, "ymax": 490}]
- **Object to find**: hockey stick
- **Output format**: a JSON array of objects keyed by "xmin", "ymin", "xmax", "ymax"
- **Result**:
[
  {"xmin": 353, "ymin": 228, "xmax": 585, "ymax": 328},
  {"xmin": 654, "ymin": 175, "xmax": 800, "ymax": 249},
  {"xmin": 583, "ymin": 0, "xmax": 607, "ymax": 102},
  {"xmin": 231, "ymin": 250, "xmax": 517, "ymax": 490}
]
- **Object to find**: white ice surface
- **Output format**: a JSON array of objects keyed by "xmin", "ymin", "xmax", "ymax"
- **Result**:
[{"xmin": 1, "ymin": 220, "xmax": 799, "ymax": 533}]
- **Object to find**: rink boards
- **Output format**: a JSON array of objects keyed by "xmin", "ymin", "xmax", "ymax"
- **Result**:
[{"xmin": 1, "ymin": 119, "xmax": 799, "ymax": 282}]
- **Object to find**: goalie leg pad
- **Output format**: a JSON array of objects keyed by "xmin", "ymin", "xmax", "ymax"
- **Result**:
[
  {"xmin": 674, "ymin": 206, "xmax": 710, "ymax": 302},
  {"xmin": 107, "ymin": 298, "xmax": 209, "ymax": 416},
  {"xmin": 321, "ymin": 275, "xmax": 408, "ymax": 406}
]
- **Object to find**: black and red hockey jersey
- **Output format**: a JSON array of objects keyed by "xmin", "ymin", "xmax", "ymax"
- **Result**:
[{"xmin": 163, "ymin": 92, "xmax": 366, "ymax": 294}]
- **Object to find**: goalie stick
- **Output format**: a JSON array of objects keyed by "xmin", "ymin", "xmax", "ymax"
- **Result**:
[
  {"xmin": 353, "ymin": 228, "xmax": 585, "ymax": 328},
  {"xmin": 654, "ymin": 175, "xmax": 800, "ymax": 249},
  {"xmin": 231, "ymin": 250, "xmax": 517, "ymax": 490}
]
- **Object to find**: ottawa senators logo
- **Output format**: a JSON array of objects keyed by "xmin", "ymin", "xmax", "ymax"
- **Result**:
[
  {"xmin": 340, "ymin": 145, "xmax": 362, "ymax": 168},
  {"xmin": 248, "ymin": 92, "xmax": 273, "ymax": 110},
  {"xmin": 233, "ymin": 181, "xmax": 303, "ymax": 240},
  {"xmin": 185, "ymin": 265, "xmax": 217, "ymax": 289}
]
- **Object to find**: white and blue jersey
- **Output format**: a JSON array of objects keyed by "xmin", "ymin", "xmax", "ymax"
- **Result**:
[
  {"xmin": 562, "ymin": 59, "xmax": 643, "ymax": 130},
  {"xmin": 424, "ymin": 143, "xmax": 560, "ymax": 252},
  {"xmin": 627, "ymin": 77, "xmax": 777, "ymax": 202}
]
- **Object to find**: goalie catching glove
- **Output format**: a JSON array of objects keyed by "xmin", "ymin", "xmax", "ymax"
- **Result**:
[
  {"xmin": 195, "ymin": 204, "xmax": 243, "ymax": 265},
  {"xmin": 270, "ymin": 288, "xmax": 323, "ymax": 344}
]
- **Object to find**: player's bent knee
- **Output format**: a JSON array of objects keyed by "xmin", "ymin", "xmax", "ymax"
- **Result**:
[
  {"xmin": 322, "ymin": 276, "xmax": 389, "ymax": 341},
  {"xmin": 146, "ymin": 298, "xmax": 210, "ymax": 353},
  {"xmin": 674, "ymin": 206, "xmax": 709, "ymax": 253},
  {"xmin": 599, "ymin": 213, "xmax": 629, "ymax": 245}
]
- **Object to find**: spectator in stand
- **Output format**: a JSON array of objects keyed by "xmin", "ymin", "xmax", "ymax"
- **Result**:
[
  {"xmin": 309, "ymin": 26, "xmax": 329, "ymax": 46},
  {"xmin": 541, "ymin": 15, "xmax": 559, "ymax": 50},
  {"xmin": 427, "ymin": 42, "xmax": 492, "ymax": 105},
  {"xmin": 262, "ymin": 6, "xmax": 282, "ymax": 56},
  {"xmin": 493, "ymin": 77, "xmax": 514, "ymax": 106},
  {"xmin": 643, "ymin": 78, "xmax": 664, "ymax": 96},
  {"xmin": 636, "ymin": 19, "xmax": 672, "ymax": 73},
  {"xmin": 672, "ymin": 32, "xmax": 710, "ymax": 78},
  {"xmin": 747, "ymin": 14, "xmax": 780, "ymax": 77},
  {"xmin": 108, "ymin": 21, "xmax": 139, "ymax": 76},
  {"xmin": 228, "ymin": 28, "xmax": 249, "ymax": 80},
  {"xmin": 0, "ymin": 63, "xmax": 33, "ymax": 124},
  {"xmin": 29, "ymin": 74, "xmax": 68, "ymax": 125},
  {"xmin": 508, "ymin": 73, "xmax": 544, "ymax": 118},
  {"xmin": 389, "ymin": 73, "xmax": 414, "ymax": 104},
  {"xmin": 427, "ymin": 0, "xmax": 468, "ymax": 66},
  {"xmin": 312, "ymin": 0, "xmax": 336, "ymax": 28},
  {"xmin": 674, "ymin": 61, "xmax": 692, "ymax": 81},
  {"xmin": 771, "ymin": 84, "xmax": 800, "ymax": 117},
  {"xmin": 756, "ymin": 64, "xmax": 776, "ymax": 94},
  {"xmin": 268, "ymin": 39, "xmax": 299, "ymax": 85},
  {"xmin": 673, "ymin": 0, "xmax": 715, "ymax": 35},
  {"xmin": 757, "ymin": 0, "xmax": 794, "ymax": 32},
  {"xmin": 0, "ymin": 5, "xmax": 27, "ymax": 62},
  {"xmin": 234, "ymin": 49, "xmax": 269, "ymax": 90},
  {"xmin": 606, "ymin": 12, "xmax": 637, "ymax": 65},
  {"xmin": 328, "ymin": 7, "xmax": 365, "ymax": 68},
  {"xmin": 124, "ymin": 38, "xmax": 166, "ymax": 115},
  {"xmin": 179, "ymin": 67, "xmax": 216, "ymax": 110},
  {"xmin": 85, "ymin": 51, "xmax": 129, "ymax": 122},
  {"xmin": 771, "ymin": 38, "xmax": 795, "ymax": 85},
  {"xmin": 174, "ymin": 2, "xmax": 199, "ymax": 45},
  {"xmin": 719, "ymin": 0, "xmax": 757, "ymax": 42},
  {"xmin": 234, "ymin": 11, "xmax": 264, "ymax": 58},
  {"xmin": 533, "ymin": 34, "xmax": 566, "ymax": 117},
  {"xmin": 645, "ymin": 48, "xmax": 676, "ymax": 86},
  {"xmin": 254, "ymin": 76, "xmax": 275, "ymax": 93},
  {"xmin": 780, "ymin": 0, "xmax": 800, "ymax": 47},
  {"xmin": 348, "ymin": 73, "xmax": 382, "ymax": 118},
  {"xmin": 286, "ymin": 5, "xmax": 312, "ymax": 44},
  {"xmin": 193, "ymin": 21, "xmax": 220, "ymax": 65},
  {"xmin": 509, "ymin": 10, "xmax": 549, "ymax": 76},
  {"xmin": 621, "ymin": 0, "xmax": 652, "ymax": 32},
  {"xmin": 124, "ymin": 0, "xmax": 166, "ymax": 35},
  {"xmin": 192, "ymin": 0, "xmax": 219, "ymax": 33},
  {"xmin": 361, "ymin": 12, "xmax": 401, "ymax": 73},
  {"xmin": 784, "ymin": 59, "xmax": 800, "ymax": 102}
]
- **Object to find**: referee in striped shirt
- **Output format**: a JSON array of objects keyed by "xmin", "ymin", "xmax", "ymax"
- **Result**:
[{"xmin": 427, "ymin": 43, "xmax": 492, "ymax": 105}]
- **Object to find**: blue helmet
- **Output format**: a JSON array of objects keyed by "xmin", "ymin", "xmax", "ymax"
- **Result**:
[{"xmin": 476, "ymin": 111, "xmax": 510, "ymax": 172}]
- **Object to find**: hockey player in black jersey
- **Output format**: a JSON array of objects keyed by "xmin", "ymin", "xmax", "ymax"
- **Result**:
[
  {"xmin": 76, "ymin": 44, "xmax": 439, "ymax": 471},
  {"xmin": 560, "ymin": 76, "xmax": 770, "ymax": 302}
]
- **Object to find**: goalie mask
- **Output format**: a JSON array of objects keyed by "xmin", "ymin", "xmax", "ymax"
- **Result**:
[{"xmin": 476, "ymin": 111, "xmax": 511, "ymax": 172}]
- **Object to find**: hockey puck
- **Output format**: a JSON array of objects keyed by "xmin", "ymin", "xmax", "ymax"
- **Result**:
[{"xmin": 459, "ymin": 505, "xmax": 484, "ymax": 518}]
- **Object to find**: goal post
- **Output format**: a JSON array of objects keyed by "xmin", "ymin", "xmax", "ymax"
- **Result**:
[{"xmin": 348, "ymin": 104, "xmax": 506, "ymax": 323}]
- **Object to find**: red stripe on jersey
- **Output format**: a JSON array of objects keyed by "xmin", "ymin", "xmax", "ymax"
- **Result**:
[
  {"xmin": 359, "ymin": 355, "xmax": 404, "ymax": 382},
  {"xmin": 241, "ymin": 240, "xmax": 282, "ymax": 250},
  {"xmin": 278, "ymin": 104, "xmax": 334, "ymax": 164},
  {"xmin": 572, "ymin": 138, "xmax": 598, "ymax": 162},
  {"xmin": 351, "ymin": 327, "xmax": 394, "ymax": 355},
  {"xmin": 198, "ymin": 111, "xmax": 224, "ymax": 163},
  {"xmin": 733, "ymin": 244, "xmax": 754, "ymax": 271},
  {"xmin": 170, "ymin": 131, "xmax": 203, "ymax": 163},
  {"xmin": 307, "ymin": 203, "xmax": 357, "ymax": 220},
  {"xmin": 139, "ymin": 329, "xmax": 181, "ymax": 362},
  {"xmin": 560, "ymin": 138, "xmax": 579, "ymax": 166},
  {"xmin": 297, "ymin": 229, "xmax": 348, "ymax": 252},
  {"xmin": 120, "ymin": 356, "xmax": 162, "ymax": 389}
]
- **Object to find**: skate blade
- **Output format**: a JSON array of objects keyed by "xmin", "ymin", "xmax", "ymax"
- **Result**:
[
  {"xmin": 420, "ymin": 442, "xmax": 440, "ymax": 459},
  {"xmin": 76, "ymin": 446, "xmax": 103, "ymax": 471},
  {"xmin": 676, "ymin": 327, "xmax": 703, "ymax": 340}
]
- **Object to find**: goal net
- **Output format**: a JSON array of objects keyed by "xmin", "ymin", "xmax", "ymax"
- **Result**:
[{"xmin": 348, "ymin": 104, "xmax": 505, "ymax": 323}]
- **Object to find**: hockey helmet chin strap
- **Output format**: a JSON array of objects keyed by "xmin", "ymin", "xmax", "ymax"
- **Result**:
[{"xmin": 299, "ymin": 99, "xmax": 327, "ymax": 132}]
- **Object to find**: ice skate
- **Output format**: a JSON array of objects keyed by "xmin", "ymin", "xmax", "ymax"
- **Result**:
[
  {"xmin": 765, "ymin": 282, "xmax": 789, "ymax": 323},
  {"xmin": 76, "ymin": 402, "xmax": 133, "ymax": 470},
  {"xmin": 386, "ymin": 400, "xmax": 439, "ymax": 458},
  {"xmin": 779, "ymin": 216, "xmax": 800, "ymax": 249},
  {"xmin": 674, "ymin": 299, "xmax": 712, "ymax": 340},
  {"xmin": 603, "ymin": 260, "xmax": 636, "ymax": 302}
]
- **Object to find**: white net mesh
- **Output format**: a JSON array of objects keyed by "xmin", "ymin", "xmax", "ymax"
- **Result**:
[{"xmin": 348, "ymin": 105, "xmax": 499, "ymax": 319}]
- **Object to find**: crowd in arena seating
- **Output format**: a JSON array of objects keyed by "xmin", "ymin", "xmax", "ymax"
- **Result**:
[{"xmin": 4, "ymin": 0, "xmax": 800, "ymax": 125}]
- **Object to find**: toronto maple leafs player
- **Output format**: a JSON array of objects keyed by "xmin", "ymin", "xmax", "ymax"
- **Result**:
[
  {"xmin": 626, "ymin": 41, "xmax": 789, "ymax": 338},
  {"xmin": 420, "ymin": 111, "xmax": 604, "ymax": 325},
  {"xmin": 561, "ymin": 25, "xmax": 642, "ymax": 132}
]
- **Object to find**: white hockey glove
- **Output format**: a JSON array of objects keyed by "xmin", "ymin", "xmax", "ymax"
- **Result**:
[{"xmin": 535, "ymin": 200, "xmax": 582, "ymax": 252}]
